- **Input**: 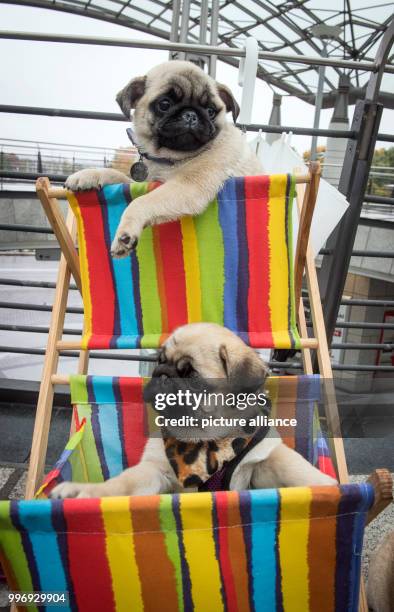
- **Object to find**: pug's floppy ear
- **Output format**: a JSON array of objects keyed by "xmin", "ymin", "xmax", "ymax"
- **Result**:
[
  {"xmin": 116, "ymin": 76, "xmax": 147, "ymax": 118},
  {"xmin": 216, "ymin": 83, "xmax": 240, "ymax": 122},
  {"xmin": 219, "ymin": 343, "xmax": 268, "ymax": 393}
]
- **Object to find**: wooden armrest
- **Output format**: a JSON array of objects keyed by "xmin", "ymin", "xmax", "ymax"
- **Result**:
[
  {"xmin": 36, "ymin": 177, "xmax": 82, "ymax": 293},
  {"xmin": 366, "ymin": 468, "xmax": 393, "ymax": 524}
]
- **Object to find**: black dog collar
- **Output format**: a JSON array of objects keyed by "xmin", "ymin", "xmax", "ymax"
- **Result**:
[
  {"xmin": 126, "ymin": 127, "xmax": 202, "ymax": 181},
  {"xmin": 127, "ymin": 128, "xmax": 175, "ymax": 166}
]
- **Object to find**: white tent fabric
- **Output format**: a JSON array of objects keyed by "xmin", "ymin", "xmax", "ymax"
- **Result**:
[{"xmin": 248, "ymin": 133, "xmax": 349, "ymax": 256}]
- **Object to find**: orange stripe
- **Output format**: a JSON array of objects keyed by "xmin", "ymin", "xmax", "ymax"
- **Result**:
[
  {"xmin": 130, "ymin": 495, "xmax": 179, "ymax": 609},
  {"xmin": 226, "ymin": 491, "xmax": 251, "ymax": 612},
  {"xmin": 275, "ymin": 377, "xmax": 298, "ymax": 449},
  {"xmin": 0, "ymin": 549, "xmax": 21, "ymax": 597},
  {"xmin": 308, "ymin": 487, "xmax": 340, "ymax": 612}
]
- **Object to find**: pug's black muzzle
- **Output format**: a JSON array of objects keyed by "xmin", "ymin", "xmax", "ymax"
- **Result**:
[
  {"xmin": 156, "ymin": 106, "xmax": 217, "ymax": 152},
  {"xmin": 143, "ymin": 363, "xmax": 212, "ymax": 413}
]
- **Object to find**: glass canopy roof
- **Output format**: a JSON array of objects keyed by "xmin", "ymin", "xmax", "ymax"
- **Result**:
[{"xmin": 9, "ymin": 0, "xmax": 394, "ymax": 105}]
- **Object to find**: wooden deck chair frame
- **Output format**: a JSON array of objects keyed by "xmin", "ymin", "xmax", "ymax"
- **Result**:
[{"xmin": 25, "ymin": 163, "xmax": 392, "ymax": 611}]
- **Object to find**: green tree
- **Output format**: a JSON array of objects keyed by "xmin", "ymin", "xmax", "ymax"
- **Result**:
[{"xmin": 369, "ymin": 147, "xmax": 394, "ymax": 196}]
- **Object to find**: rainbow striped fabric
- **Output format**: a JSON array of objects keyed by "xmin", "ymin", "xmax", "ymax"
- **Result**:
[
  {"xmin": 37, "ymin": 374, "xmax": 336, "ymax": 496},
  {"xmin": 67, "ymin": 175, "xmax": 300, "ymax": 349},
  {"xmin": 0, "ymin": 485, "xmax": 373, "ymax": 612}
]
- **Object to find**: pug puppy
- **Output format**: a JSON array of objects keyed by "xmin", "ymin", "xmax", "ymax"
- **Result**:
[
  {"xmin": 51, "ymin": 323, "xmax": 336, "ymax": 499},
  {"xmin": 65, "ymin": 60, "xmax": 262, "ymax": 258}
]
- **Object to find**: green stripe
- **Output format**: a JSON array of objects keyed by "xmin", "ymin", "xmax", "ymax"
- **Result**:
[
  {"xmin": 194, "ymin": 197, "xmax": 224, "ymax": 323},
  {"xmin": 286, "ymin": 176, "xmax": 301, "ymax": 348},
  {"xmin": 68, "ymin": 448, "xmax": 88, "ymax": 483},
  {"xmin": 0, "ymin": 502, "xmax": 36, "ymax": 602},
  {"xmin": 65, "ymin": 422, "xmax": 86, "ymax": 452},
  {"xmin": 136, "ymin": 226, "xmax": 162, "ymax": 348},
  {"xmin": 77, "ymin": 405, "xmax": 104, "ymax": 483},
  {"xmin": 66, "ymin": 425, "xmax": 89, "ymax": 483},
  {"xmin": 130, "ymin": 182, "xmax": 150, "ymax": 200},
  {"xmin": 70, "ymin": 374, "xmax": 89, "ymax": 404},
  {"xmin": 68, "ymin": 376, "xmax": 103, "ymax": 481},
  {"xmin": 159, "ymin": 495, "xmax": 184, "ymax": 612}
]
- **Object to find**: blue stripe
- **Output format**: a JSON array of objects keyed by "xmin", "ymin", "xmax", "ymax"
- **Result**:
[
  {"xmin": 249, "ymin": 489, "xmax": 279, "ymax": 612},
  {"xmin": 10, "ymin": 501, "xmax": 41, "ymax": 591},
  {"xmin": 218, "ymin": 178, "xmax": 239, "ymax": 332},
  {"xmin": 53, "ymin": 448, "xmax": 73, "ymax": 471},
  {"xmin": 18, "ymin": 501, "xmax": 71, "ymax": 610},
  {"xmin": 59, "ymin": 460, "xmax": 72, "ymax": 482},
  {"xmin": 102, "ymin": 184, "xmax": 139, "ymax": 345},
  {"xmin": 124, "ymin": 183, "xmax": 143, "ymax": 342},
  {"xmin": 92, "ymin": 376, "xmax": 124, "ymax": 478},
  {"xmin": 113, "ymin": 377, "xmax": 128, "ymax": 470},
  {"xmin": 295, "ymin": 376, "xmax": 314, "ymax": 462},
  {"xmin": 349, "ymin": 484, "xmax": 374, "ymax": 612},
  {"xmin": 112, "ymin": 334, "xmax": 139, "ymax": 349}
]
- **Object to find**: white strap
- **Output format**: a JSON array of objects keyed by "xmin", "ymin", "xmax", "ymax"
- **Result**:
[{"xmin": 238, "ymin": 37, "xmax": 259, "ymax": 125}]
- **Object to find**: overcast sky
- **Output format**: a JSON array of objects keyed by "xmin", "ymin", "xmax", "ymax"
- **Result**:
[{"xmin": 0, "ymin": 4, "xmax": 393, "ymax": 157}]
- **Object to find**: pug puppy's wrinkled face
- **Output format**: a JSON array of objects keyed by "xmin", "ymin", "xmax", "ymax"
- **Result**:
[
  {"xmin": 116, "ymin": 60, "xmax": 240, "ymax": 158},
  {"xmin": 143, "ymin": 323, "xmax": 270, "ymax": 440}
]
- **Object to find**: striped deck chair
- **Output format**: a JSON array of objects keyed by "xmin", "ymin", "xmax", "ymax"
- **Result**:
[
  {"xmin": 0, "ymin": 376, "xmax": 380, "ymax": 612},
  {"xmin": 0, "ymin": 165, "xmax": 391, "ymax": 612}
]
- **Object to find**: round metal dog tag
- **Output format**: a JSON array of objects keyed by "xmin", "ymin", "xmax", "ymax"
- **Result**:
[{"xmin": 130, "ymin": 161, "xmax": 149, "ymax": 182}]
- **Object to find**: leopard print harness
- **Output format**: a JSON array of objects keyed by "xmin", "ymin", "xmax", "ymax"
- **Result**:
[{"xmin": 164, "ymin": 426, "xmax": 270, "ymax": 492}]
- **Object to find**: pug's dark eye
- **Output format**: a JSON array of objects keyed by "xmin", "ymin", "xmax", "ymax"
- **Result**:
[
  {"xmin": 177, "ymin": 360, "xmax": 193, "ymax": 377},
  {"xmin": 207, "ymin": 106, "xmax": 217, "ymax": 118},
  {"xmin": 157, "ymin": 98, "xmax": 171, "ymax": 112}
]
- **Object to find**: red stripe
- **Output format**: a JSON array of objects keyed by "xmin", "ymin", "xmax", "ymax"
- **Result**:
[
  {"xmin": 215, "ymin": 492, "xmax": 239, "ymax": 612},
  {"xmin": 118, "ymin": 377, "xmax": 148, "ymax": 466},
  {"xmin": 64, "ymin": 498, "xmax": 115, "ymax": 612},
  {"xmin": 318, "ymin": 456, "xmax": 337, "ymax": 479},
  {"xmin": 156, "ymin": 222, "xmax": 188, "ymax": 333},
  {"xmin": 244, "ymin": 176, "xmax": 273, "ymax": 346},
  {"xmin": 148, "ymin": 181, "xmax": 162, "ymax": 192},
  {"xmin": 76, "ymin": 191, "xmax": 116, "ymax": 347}
]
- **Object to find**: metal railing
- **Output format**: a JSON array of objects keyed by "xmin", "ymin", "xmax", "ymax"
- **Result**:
[{"xmin": 0, "ymin": 138, "xmax": 136, "ymax": 190}]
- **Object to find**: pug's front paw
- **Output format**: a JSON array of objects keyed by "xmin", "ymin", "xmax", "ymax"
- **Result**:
[
  {"xmin": 111, "ymin": 221, "xmax": 142, "ymax": 258},
  {"xmin": 49, "ymin": 481, "xmax": 100, "ymax": 499},
  {"xmin": 65, "ymin": 168, "xmax": 129, "ymax": 191}
]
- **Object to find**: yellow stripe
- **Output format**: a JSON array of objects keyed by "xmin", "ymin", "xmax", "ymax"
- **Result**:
[
  {"xmin": 180, "ymin": 217, "xmax": 202, "ymax": 322},
  {"xmin": 268, "ymin": 175, "xmax": 291, "ymax": 347},
  {"xmin": 67, "ymin": 194, "xmax": 92, "ymax": 348},
  {"xmin": 101, "ymin": 497, "xmax": 143, "ymax": 612},
  {"xmin": 278, "ymin": 487, "xmax": 312, "ymax": 611},
  {"xmin": 180, "ymin": 493, "xmax": 223, "ymax": 611}
]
